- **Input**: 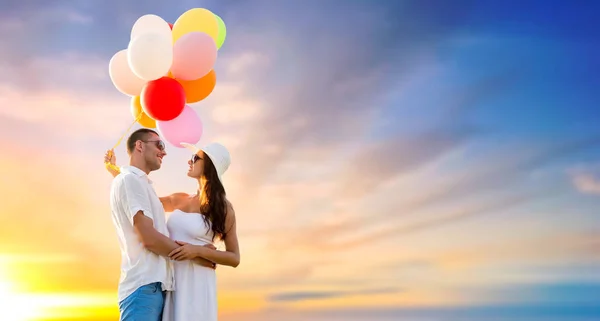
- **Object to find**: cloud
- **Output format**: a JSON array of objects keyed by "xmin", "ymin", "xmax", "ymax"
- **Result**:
[
  {"xmin": 0, "ymin": 43, "xmax": 110, "ymax": 90},
  {"xmin": 569, "ymin": 164, "xmax": 600, "ymax": 195},
  {"xmin": 1, "ymin": 1, "xmax": 597, "ymax": 316},
  {"xmin": 572, "ymin": 173, "xmax": 600, "ymax": 194},
  {"xmin": 0, "ymin": 4, "xmax": 121, "ymax": 133},
  {"xmin": 245, "ymin": 133, "xmax": 600, "ymax": 258},
  {"xmin": 62, "ymin": 9, "xmax": 94, "ymax": 25},
  {"xmin": 267, "ymin": 287, "xmax": 400, "ymax": 303},
  {"xmin": 202, "ymin": 24, "xmax": 564, "ymax": 261},
  {"xmin": 0, "ymin": 49, "xmax": 142, "ymax": 143},
  {"xmin": 3, "ymin": 1, "xmax": 467, "ymax": 302},
  {"xmin": 327, "ymin": 61, "xmax": 527, "ymax": 199},
  {"xmin": 0, "ymin": 85, "xmax": 131, "ymax": 142},
  {"xmin": 338, "ymin": 126, "xmax": 476, "ymax": 198},
  {"xmin": 196, "ymin": 0, "xmax": 480, "ymax": 190},
  {"xmin": 434, "ymin": 230, "xmax": 600, "ymax": 271},
  {"xmin": 315, "ymin": 190, "xmax": 557, "ymax": 251},
  {"xmin": 459, "ymin": 281, "xmax": 600, "ymax": 307},
  {"xmin": 0, "ymin": 2, "xmax": 94, "ymax": 66},
  {"xmin": 224, "ymin": 224, "xmax": 599, "ymax": 308},
  {"xmin": 212, "ymin": 132, "xmax": 597, "ymax": 306},
  {"xmin": 284, "ymin": 232, "xmax": 600, "ymax": 301},
  {"xmin": 222, "ymin": 298, "xmax": 600, "ymax": 321},
  {"xmin": 184, "ymin": 3, "xmax": 529, "ymax": 262},
  {"xmin": 0, "ymin": 3, "xmax": 93, "ymax": 29},
  {"xmin": 196, "ymin": 14, "xmax": 600, "ymax": 305}
]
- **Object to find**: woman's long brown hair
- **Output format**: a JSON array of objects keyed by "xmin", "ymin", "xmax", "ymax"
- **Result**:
[{"xmin": 199, "ymin": 154, "xmax": 228, "ymax": 241}]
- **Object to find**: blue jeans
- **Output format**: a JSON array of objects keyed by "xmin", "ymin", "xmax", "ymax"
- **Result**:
[{"xmin": 119, "ymin": 282, "xmax": 165, "ymax": 321}]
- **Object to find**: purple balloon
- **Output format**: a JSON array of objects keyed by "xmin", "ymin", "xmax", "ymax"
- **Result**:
[
  {"xmin": 157, "ymin": 105, "xmax": 203, "ymax": 147},
  {"xmin": 171, "ymin": 31, "xmax": 217, "ymax": 81}
]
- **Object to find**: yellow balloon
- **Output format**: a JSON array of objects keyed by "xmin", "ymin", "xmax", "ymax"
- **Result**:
[
  {"xmin": 130, "ymin": 96, "xmax": 157, "ymax": 128},
  {"xmin": 172, "ymin": 8, "xmax": 219, "ymax": 44}
]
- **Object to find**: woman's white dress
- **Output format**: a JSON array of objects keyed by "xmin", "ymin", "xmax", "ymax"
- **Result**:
[{"xmin": 162, "ymin": 209, "xmax": 217, "ymax": 321}]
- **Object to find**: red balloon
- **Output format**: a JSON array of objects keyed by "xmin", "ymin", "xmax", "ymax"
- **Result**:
[
  {"xmin": 141, "ymin": 77, "xmax": 186, "ymax": 121},
  {"xmin": 168, "ymin": 23, "xmax": 173, "ymax": 29}
]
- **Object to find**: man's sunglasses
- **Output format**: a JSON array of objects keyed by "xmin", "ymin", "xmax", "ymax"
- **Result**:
[{"xmin": 142, "ymin": 140, "xmax": 166, "ymax": 151}]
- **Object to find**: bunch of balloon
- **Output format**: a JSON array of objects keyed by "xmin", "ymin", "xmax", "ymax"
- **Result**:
[{"xmin": 108, "ymin": 8, "xmax": 226, "ymax": 149}]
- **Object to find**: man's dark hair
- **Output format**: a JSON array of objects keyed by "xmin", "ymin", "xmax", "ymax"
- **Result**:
[{"xmin": 126, "ymin": 128, "xmax": 158, "ymax": 155}]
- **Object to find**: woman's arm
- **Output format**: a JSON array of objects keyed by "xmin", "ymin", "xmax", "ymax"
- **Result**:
[
  {"xmin": 160, "ymin": 193, "xmax": 189, "ymax": 213},
  {"xmin": 160, "ymin": 195, "xmax": 174, "ymax": 213},
  {"xmin": 170, "ymin": 202, "xmax": 240, "ymax": 267},
  {"xmin": 104, "ymin": 150, "xmax": 186, "ymax": 212}
]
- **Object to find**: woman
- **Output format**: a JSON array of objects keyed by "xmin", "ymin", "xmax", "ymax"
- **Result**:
[{"xmin": 104, "ymin": 142, "xmax": 240, "ymax": 321}]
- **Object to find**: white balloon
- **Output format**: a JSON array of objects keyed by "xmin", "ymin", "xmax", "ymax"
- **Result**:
[
  {"xmin": 131, "ymin": 14, "xmax": 172, "ymax": 41},
  {"xmin": 127, "ymin": 33, "xmax": 173, "ymax": 81},
  {"xmin": 108, "ymin": 49, "xmax": 146, "ymax": 96}
]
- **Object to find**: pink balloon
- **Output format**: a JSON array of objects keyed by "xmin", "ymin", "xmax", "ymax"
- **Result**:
[
  {"xmin": 156, "ymin": 105, "xmax": 203, "ymax": 147},
  {"xmin": 171, "ymin": 32, "xmax": 217, "ymax": 81}
]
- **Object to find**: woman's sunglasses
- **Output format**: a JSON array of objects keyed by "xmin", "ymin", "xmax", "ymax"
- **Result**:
[{"xmin": 191, "ymin": 154, "xmax": 202, "ymax": 163}]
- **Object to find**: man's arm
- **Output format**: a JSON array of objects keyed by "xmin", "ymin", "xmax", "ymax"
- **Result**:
[
  {"xmin": 192, "ymin": 255, "xmax": 217, "ymax": 269},
  {"xmin": 133, "ymin": 212, "xmax": 180, "ymax": 257},
  {"xmin": 119, "ymin": 175, "xmax": 215, "ymax": 269},
  {"xmin": 119, "ymin": 175, "xmax": 178, "ymax": 257},
  {"xmin": 133, "ymin": 211, "xmax": 216, "ymax": 269}
]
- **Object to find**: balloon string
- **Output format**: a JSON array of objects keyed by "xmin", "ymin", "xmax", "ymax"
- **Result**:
[
  {"xmin": 113, "ymin": 114, "xmax": 143, "ymax": 149},
  {"xmin": 104, "ymin": 114, "xmax": 143, "ymax": 173}
]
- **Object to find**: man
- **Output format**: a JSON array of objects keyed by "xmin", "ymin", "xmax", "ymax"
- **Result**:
[{"xmin": 109, "ymin": 128, "xmax": 214, "ymax": 321}]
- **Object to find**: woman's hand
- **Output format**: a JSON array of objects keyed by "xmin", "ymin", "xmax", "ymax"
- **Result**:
[{"xmin": 169, "ymin": 241, "xmax": 216, "ymax": 261}]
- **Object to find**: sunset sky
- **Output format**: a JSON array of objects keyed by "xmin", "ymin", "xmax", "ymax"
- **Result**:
[{"xmin": 1, "ymin": 0, "xmax": 599, "ymax": 320}]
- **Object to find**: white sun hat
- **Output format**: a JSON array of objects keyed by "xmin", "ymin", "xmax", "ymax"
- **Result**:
[{"xmin": 181, "ymin": 142, "xmax": 231, "ymax": 185}]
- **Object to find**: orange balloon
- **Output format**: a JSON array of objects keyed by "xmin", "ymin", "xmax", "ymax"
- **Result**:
[
  {"xmin": 130, "ymin": 95, "xmax": 157, "ymax": 128},
  {"xmin": 177, "ymin": 70, "xmax": 216, "ymax": 103}
]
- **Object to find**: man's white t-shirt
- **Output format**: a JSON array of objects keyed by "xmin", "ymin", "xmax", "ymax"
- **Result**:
[{"xmin": 109, "ymin": 165, "xmax": 174, "ymax": 302}]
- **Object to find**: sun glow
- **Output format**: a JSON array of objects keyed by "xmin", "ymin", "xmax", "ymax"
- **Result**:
[
  {"xmin": 0, "ymin": 261, "xmax": 119, "ymax": 321},
  {"xmin": 0, "ymin": 272, "xmax": 45, "ymax": 321}
]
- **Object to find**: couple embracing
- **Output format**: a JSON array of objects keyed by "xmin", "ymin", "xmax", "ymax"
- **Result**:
[{"xmin": 105, "ymin": 128, "xmax": 240, "ymax": 321}]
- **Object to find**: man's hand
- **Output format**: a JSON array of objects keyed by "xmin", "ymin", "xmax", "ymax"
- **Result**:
[
  {"xmin": 193, "ymin": 257, "xmax": 217, "ymax": 269},
  {"xmin": 196, "ymin": 243, "xmax": 217, "ymax": 269},
  {"xmin": 104, "ymin": 149, "xmax": 120, "ymax": 176},
  {"xmin": 104, "ymin": 149, "xmax": 117, "ymax": 165}
]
